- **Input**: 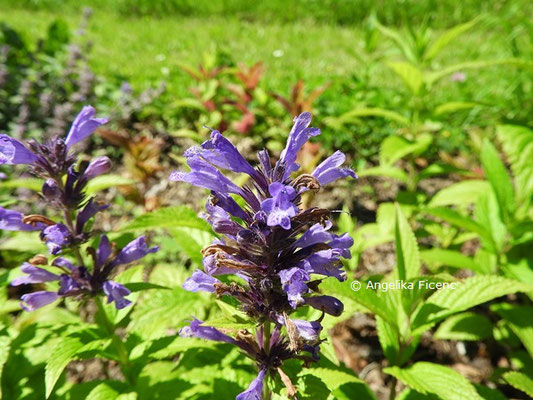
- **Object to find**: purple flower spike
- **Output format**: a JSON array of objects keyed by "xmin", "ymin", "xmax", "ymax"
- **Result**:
[
  {"xmin": 0, "ymin": 134, "xmax": 38, "ymax": 165},
  {"xmin": 261, "ymin": 182, "xmax": 298, "ymax": 230},
  {"xmin": 52, "ymin": 257, "xmax": 75, "ymax": 270},
  {"xmin": 20, "ymin": 291, "xmax": 59, "ymax": 311},
  {"xmin": 0, "ymin": 206, "xmax": 44, "ymax": 231},
  {"xmin": 41, "ymin": 223, "xmax": 71, "ymax": 255},
  {"xmin": 64, "ymin": 106, "xmax": 108, "ymax": 148},
  {"xmin": 183, "ymin": 270, "xmax": 220, "ymax": 293},
  {"xmin": 311, "ymin": 150, "xmax": 357, "ymax": 186},
  {"xmin": 305, "ymin": 295, "xmax": 344, "ymax": 317},
  {"xmin": 83, "ymin": 156, "xmax": 111, "ymax": 180},
  {"xmin": 112, "ymin": 236, "xmax": 158, "ymax": 266},
  {"xmin": 11, "ymin": 263, "xmax": 59, "ymax": 286},
  {"xmin": 279, "ymin": 267, "xmax": 309, "ymax": 308},
  {"xmin": 236, "ymin": 369, "xmax": 266, "ymax": 400},
  {"xmin": 58, "ymin": 274, "xmax": 79, "ymax": 295},
  {"xmin": 179, "ymin": 318, "xmax": 238, "ymax": 345},
  {"xmin": 103, "ymin": 280, "xmax": 131, "ymax": 309}
]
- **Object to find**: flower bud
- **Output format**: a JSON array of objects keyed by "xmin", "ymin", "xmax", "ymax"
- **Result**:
[
  {"xmin": 42, "ymin": 179, "xmax": 61, "ymax": 200},
  {"xmin": 83, "ymin": 156, "xmax": 111, "ymax": 180},
  {"xmin": 305, "ymin": 295, "xmax": 344, "ymax": 317}
]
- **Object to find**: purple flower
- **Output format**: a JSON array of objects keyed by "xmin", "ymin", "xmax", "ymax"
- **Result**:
[
  {"xmin": 76, "ymin": 199, "xmax": 109, "ymax": 233},
  {"xmin": 41, "ymin": 223, "xmax": 71, "ymax": 255},
  {"xmin": 260, "ymin": 183, "xmax": 298, "ymax": 230},
  {"xmin": 11, "ymin": 263, "xmax": 59, "ymax": 286},
  {"xmin": 279, "ymin": 267, "xmax": 309, "ymax": 308},
  {"xmin": 103, "ymin": 281, "xmax": 131, "ymax": 309},
  {"xmin": 179, "ymin": 318, "xmax": 238, "ymax": 345},
  {"xmin": 64, "ymin": 106, "xmax": 108, "ymax": 148},
  {"xmin": 183, "ymin": 270, "xmax": 220, "ymax": 293},
  {"xmin": 279, "ymin": 112, "xmax": 320, "ymax": 180},
  {"xmin": 305, "ymin": 295, "xmax": 344, "ymax": 316},
  {"xmin": 197, "ymin": 129, "xmax": 258, "ymax": 178},
  {"xmin": 236, "ymin": 369, "xmax": 266, "ymax": 400},
  {"xmin": 112, "ymin": 236, "xmax": 158, "ymax": 266},
  {"xmin": 0, "ymin": 206, "xmax": 44, "ymax": 231},
  {"xmin": 311, "ymin": 150, "xmax": 357, "ymax": 186},
  {"xmin": 0, "ymin": 134, "xmax": 38, "ymax": 164},
  {"xmin": 96, "ymin": 234, "xmax": 112, "ymax": 269},
  {"xmin": 301, "ymin": 249, "xmax": 347, "ymax": 281},
  {"xmin": 58, "ymin": 274, "xmax": 80, "ymax": 295},
  {"xmin": 292, "ymin": 319, "xmax": 322, "ymax": 341},
  {"xmin": 20, "ymin": 291, "xmax": 59, "ymax": 311},
  {"xmin": 83, "ymin": 156, "xmax": 111, "ymax": 180}
]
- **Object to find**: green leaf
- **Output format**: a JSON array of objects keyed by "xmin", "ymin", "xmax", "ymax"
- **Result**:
[
  {"xmin": 373, "ymin": 20, "xmax": 417, "ymax": 63},
  {"xmin": 376, "ymin": 315, "xmax": 399, "ymax": 363},
  {"xmin": 337, "ymin": 107, "xmax": 410, "ymax": 126},
  {"xmin": 86, "ymin": 382, "xmax": 120, "ymax": 400},
  {"xmin": 0, "ymin": 336, "xmax": 10, "ymax": 400},
  {"xmin": 428, "ymin": 180, "xmax": 490, "ymax": 207},
  {"xmin": 420, "ymin": 248, "xmax": 483, "ymax": 274},
  {"xmin": 492, "ymin": 304, "xmax": 533, "ymax": 358},
  {"xmin": 380, "ymin": 134, "xmax": 432, "ymax": 166},
  {"xmin": 387, "ymin": 61, "xmax": 424, "ymax": 95},
  {"xmin": 45, "ymin": 336, "xmax": 86, "ymax": 398},
  {"xmin": 169, "ymin": 227, "xmax": 214, "ymax": 266},
  {"xmin": 384, "ymin": 362, "xmax": 480, "ymax": 400},
  {"xmin": 358, "ymin": 166, "xmax": 408, "ymax": 183},
  {"xmin": 411, "ymin": 276, "xmax": 533, "ymax": 335},
  {"xmin": 394, "ymin": 204, "xmax": 420, "ymax": 280},
  {"xmin": 480, "ymin": 139, "xmax": 515, "ymax": 221},
  {"xmin": 423, "ymin": 207, "xmax": 494, "ymax": 248},
  {"xmin": 425, "ymin": 17, "xmax": 480, "ymax": 61},
  {"xmin": 503, "ymin": 371, "xmax": 533, "ymax": 398},
  {"xmin": 434, "ymin": 312, "xmax": 492, "ymax": 341},
  {"xmin": 433, "ymin": 101, "xmax": 479, "ymax": 116},
  {"xmin": 119, "ymin": 206, "xmax": 212, "ymax": 232},
  {"xmin": 427, "ymin": 58, "xmax": 533, "ymax": 85},
  {"xmin": 496, "ymin": 125, "xmax": 533, "ymax": 216},
  {"xmin": 0, "ymin": 178, "xmax": 43, "ymax": 191},
  {"xmin": 85, "ymin": 174, "xmax": 135, "ymax": 195},
  {"xmin": 475, "ymin": 190, "xmax": 507, "ymax": 253}
]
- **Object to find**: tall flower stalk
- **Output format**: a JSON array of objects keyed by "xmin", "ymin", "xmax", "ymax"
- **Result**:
[
  {"xmin": 171, "ymin": 112, "xmax": 356, "ymax": 399},
  {"xmin": 1, "ymin": 105, "xmax": 158, "ymax": 381}
]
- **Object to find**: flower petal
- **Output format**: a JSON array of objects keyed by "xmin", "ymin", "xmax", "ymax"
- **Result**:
[
  {"xmin": 64, "ymin": 106, "xmax": 107, "ymax": 148},
  {"xmin": 103, "ymin": 280, "xmax": 132, "ymax": 309},
  {"xmin": 20, "ymin": 291, "xmax": 58, "ymax": 311},
  {"xmin": 0, "ymin": 134, "xmax": 38, "ymax": 164},
  {"xmin": 11, "ymin": 263, "xmax": 59, "ymax": 286},
  {"xmin": 183, "ymin": 270, "xmax": 220, "ymax": 293},
  {"xmin": 236, "ymin": 369, "xmax": 266, "ymax": 400},
  {"xmin": 112, "ymin": 236, "xmax": 158, "ymax": 266}
]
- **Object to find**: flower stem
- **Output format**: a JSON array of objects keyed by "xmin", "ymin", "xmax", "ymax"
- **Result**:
[
  {"xmin": 94, "ymin": 296, "xmax": 133, "ymax": 385},
  {"xmin": 263, "ymin": 321, "xmax": 271, "ymax": 400}
]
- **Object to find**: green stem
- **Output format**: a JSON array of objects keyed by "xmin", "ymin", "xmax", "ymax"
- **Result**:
[
  {"xmin": 95, "ymin": 297, "xmax": 133, "ymax": 384},
  {"xmin": 262, "ymin": 321, "xmax": 271, "ymax": 400}
]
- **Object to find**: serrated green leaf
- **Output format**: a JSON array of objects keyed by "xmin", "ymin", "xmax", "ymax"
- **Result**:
[
  {"xmin": 481, "ymin": 140, "xmax": 515, "ymax": 221},
  {"xmin": 384, "ymin": 362, "xmax": 480, "ymax": 400},
  {"xmin": 376, "ymin": 315, "xmax": 399, "ymax": 363},
  {"xmin": 434, "ymin": 312, "xmax": 492, "ymax": 341},
  {"xmin": 411, "ymin": 276, "xmax": 533, "ymax": 335},
  {"xmin": 45, "ymin": 336, "xmax": 86, "ymax": 398},
  {"xmin": 86, "ymin": 381, "xmax": 129, "ymax": 400},
  {"xmin": 496, "ymin": 125, "xmax": 533, "ymax": 217},
  {"xmin": 503, "ymin": 371, "xmax": 533, "ymax": 398},
  {"xmin": 119, "ymin": 206, "xmax": 212, "ymax": 232},
  {"xmin": 428, "ymin": 180, "xmax": 490, "ymax": 207},
  {"xmin": 395, "ymin": 204, "xmax": 420, "ymax": 280},
  {"xmin": 338, "ymin": 107, "xmax": 410, "ymax": 126},
  {"xmin": 474, "ymin": 384, "xmax": 507, "ymax": 400},
  {"xmin": 169, "ymin": 227, "xmax": 214, "ymax": 266},
  {"xmin": 380, "ymin": 135, "xmax": 432, "ymax": 166}
]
